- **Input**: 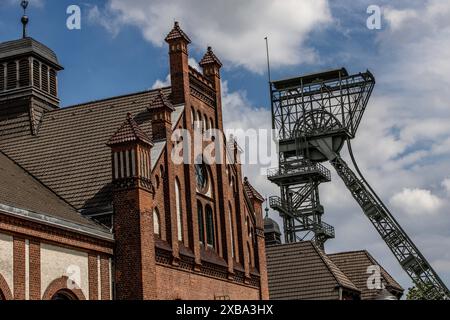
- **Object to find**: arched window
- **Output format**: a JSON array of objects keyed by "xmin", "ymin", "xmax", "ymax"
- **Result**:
[
  {"xmin": 228, "ymin": 202, "xmax": 235, "ymax": 258},
  {"xmin": 205, "ymin": 205, "xmax": 215, "ymax": 248},
  {"xmin": 197, "ymin": 111, "xmax": 202, "ymax": 130},
  {"xmin": 153, "ymin": 208, "xmax": 160, "ymax": 236},
  {"xmin": 197, "ymin": 201, "xmax": 204, "ymax": 244},
  {"xmin": 160, "ymin": 165, "xmax": 165, "ymax": 179},
  {"xmin": 203, "ymin": 113, "xmax": 207, "ymax": 130},
  {"xmin": 191, "ymin": 108, "xmax": 195, "ymax": 128},
  {"xmin": 247, "ymin": 243, "xmax": 252, "ymax": 267},
  {"xmin": 155, "ymin": 174, "xmax": 160, "ymax": 189},
  {"xmin": 209, "ymin": 117, "xmax": 214, "ymax": 130},
  {"xmin": 175, "ymin": 178, "xmax": 183, "ymax": 241}
]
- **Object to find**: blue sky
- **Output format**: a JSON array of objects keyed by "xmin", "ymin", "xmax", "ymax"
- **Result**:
[
  {"xmin": 0, "ymin": 0, "xmax": 380, "ymax": 108},
  {"xmin": 2, "ymin": 0, "xmax": 450, "ymax": 295}
]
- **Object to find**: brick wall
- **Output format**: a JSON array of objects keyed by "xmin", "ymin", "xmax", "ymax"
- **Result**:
[{"xmin": 155, "ymin": 265, "xmax": 260, "ymax": 300}]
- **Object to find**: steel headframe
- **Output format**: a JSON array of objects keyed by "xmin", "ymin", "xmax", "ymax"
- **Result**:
[{"xmin": 268, "ymin": 67, "xmax": 449, "ymax": 299}]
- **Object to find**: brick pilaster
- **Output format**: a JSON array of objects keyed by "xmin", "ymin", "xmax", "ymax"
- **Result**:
[
  {"xmin": 29, "ymin": 240, "xmax": 40, "ymax": 300},
  {"xmin": 13, "ymin": 237, "xmax": 25, "ymax": 300}
]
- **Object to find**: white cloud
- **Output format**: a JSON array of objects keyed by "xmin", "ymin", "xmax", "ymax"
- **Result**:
[
  {"xmin": 188, "ymin": 58, "xmax": 200, "ymax": 71},
  {"xmin": 383, "ymin": 8, "xmax": 418, "ymax": 31},
  {"xmin": 390, "ymin": 188, "xmax": 444, "ymax": 216},
  {"xmin": 87, "ymin": 5, "xmax": 121, "ymax": 37},
  {"xmin": 89, "ymin": 0, "xmax": 332, "ymax": 73},
  {"xmin": 442, "ymin": 179, "xmax": 450, "ymax": 195},
  {"xmin": 151, "ymin": 74, "xmax": 170, "ymax": 89},
  {"xmin": 151, "ymin": 58, "xmax": 200, "ymax": 89}
]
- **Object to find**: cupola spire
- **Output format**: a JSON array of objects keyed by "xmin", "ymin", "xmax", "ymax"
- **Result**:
[{"xmin": 21, "ymin": 1, "xmax": 29, "ymax": 38}]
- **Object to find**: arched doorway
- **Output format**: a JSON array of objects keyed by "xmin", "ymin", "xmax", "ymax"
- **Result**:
[
  {"xmin": 42, "ymin": 276, "xmax": 86, "ymax": 300},
  {"xmin": 51, "ymin": 289, "xmax": 78, "ymax": 300},
  {"xmin": 0, "ymin": 274, "xmax": 13, "ymax": 300}
]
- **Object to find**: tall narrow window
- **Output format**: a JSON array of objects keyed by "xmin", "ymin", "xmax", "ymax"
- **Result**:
[
  {"xmin": 228, "ymin": 202, "xmax": 235, "ymax": 258},
  {"xmin": 203, "ymin": 113, "xmax": 207, "ymax": 131},
  {"xmin": 205, "ymin": 205, "xmax": 215, "ymax": 247},
  {"xmin": 6, "ymin": 61, "xmax": 16, "ymax": 90},
  {"xmin": 33, "ymin": 60, "xmax": 40, "ymax": 88},
  {"xmin": 191, "ymin": 108, "xmax": 195, "ymax": 129},
  {"xmin": 18, "ymin": 59, "xmax": 30, "ymax": 87},
  {"xmin": 41, "ymin": 64, "xmax": 49, "ymax": 92},
  {"xmin": 153, "ymin": 208, "xmax": 160, "ymax": 236},
  {"xmin": 197, "ymin": 201, "xmax": 204, "ymax": 244},
  {"xmin": 0, "ymin": 64, "xmax": 4, "ymax": 91},
  {"xmin": 197, "ymin": 111, "xmax": 202, "ymax": 130},
  {"xmin": 175, "ymin": 178, "xmax": 183, "ymax": 241},
  {"xmin": 49, "ymin": 69, "xmax": 57, "ymax": 96}
]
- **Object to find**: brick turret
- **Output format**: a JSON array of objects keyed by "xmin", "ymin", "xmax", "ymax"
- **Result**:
[
  {"xmin": 165, "ymin": 21, "xmax": 191, "ymax": 105},
  {"xmin": 107, "ymin": 113, "xmax": 156, "ymax": 300},
  {"xmin": 148, "ymin": 89, "xmax": 174, "ymax": 141}
]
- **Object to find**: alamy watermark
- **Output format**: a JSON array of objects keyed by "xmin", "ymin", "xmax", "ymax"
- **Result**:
[
  {"xmin": 66, "ymin": 5, "xmax": 81, "ymax": 30},
  {"xmin": 367, "ymin": 265, "xmax": 385, "ymax": 290},
  {"xmin": 170, "ymin": 122, "xmax": 278, "ymax": 174},
  {"xmin": 367, "ymin": 5, "xmax": 382, "ymax": 30}
]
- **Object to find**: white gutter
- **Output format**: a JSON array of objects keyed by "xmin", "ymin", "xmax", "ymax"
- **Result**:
[{"xmin": 0, "ymin": 203, "xmax": 114, "ymax": 242}]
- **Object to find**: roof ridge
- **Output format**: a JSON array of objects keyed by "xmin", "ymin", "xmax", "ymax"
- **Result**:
[
  {"xmin": 164, "ymin": 21, "xmax": 191, "ymax": 43},
  {"xmin": 107, "ymin": 113, "xmax": 153, "ymax": 146},
  {"xmin": 363, "ymin": 251, "xmax": 404, "ymax": 291},
  {"xmin": 328, "ymin": 249, "xmax": 368, "ymax": 256},
  {"xmin": 199, "ymin": 46, "xmax": 223, "ymax": 67},
  {"xmin": 56, "ymin": 86, "xmax": 171, "ymax": 112},
  {"xmin": 243, "ymin": 177, "xmax": 265, "ymax": 202},
  {"xmin": 310, "ymin": 242, "xmax": 360, "ymax": 293},
  {"xmin": 148, "ymin": 89, "xmax": 175, "ymax": 110}
]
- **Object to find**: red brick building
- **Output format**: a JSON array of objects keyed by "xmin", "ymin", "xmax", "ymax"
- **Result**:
[{"xmin": 0, "ymin": 22, "xmax": 268, "ymax": 300}]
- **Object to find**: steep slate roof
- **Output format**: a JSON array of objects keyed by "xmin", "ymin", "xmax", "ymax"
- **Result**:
[
  {"xmin": 266, "ymin": 241, "xmax": 360, "ymax": 300},
  {"xmin": 0, "ymin": 151, "xmax": 108, "ymax": 234},
  {"xmin": 148, "ymin": 89, "xmax": 175, "ymax": 111},
  {"xmin": 165, "ymin": 21, "xmax": 191, "ymax": 43},
  {"xmin": 0, "ymin": 87, "xmax": 184, "ymax": 215},
  {"xmin": 199, "ymin": 47, "xmax": 223, "ymax": 67},
  {"xmin": 243, "ymin": 177, "xmax": 265, "ymax": 202},
  {"xmin": 107, "ymin": 113, "xmax": 153, "ymax": 146},
  {"xmin": 328, "ymin": 250, "xmax": 404, "ymax": 299},
  {"xmin": 0, "ymin": 37, "xmax": 61, "ymax": 68}
]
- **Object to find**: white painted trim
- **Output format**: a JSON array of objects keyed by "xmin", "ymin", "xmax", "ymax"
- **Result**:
[
  {"xmin": 97, "ymin": 255, "xmax": 101, "ymax": 300},
  {"xmin": 108, "ymin": 258, "xmax": 112, "ymax": 300},
  {"xmin": 0, "ymin": 203, "xmax": 114, "ymax": 241},
  {"xmin": 25, "ymin": 239, "xmax": 30, "ymax": 300}
]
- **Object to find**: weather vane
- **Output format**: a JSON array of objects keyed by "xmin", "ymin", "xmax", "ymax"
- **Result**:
[{"xmin": 21, "ymin": 0, "xmax": 29, "ymax": 38}]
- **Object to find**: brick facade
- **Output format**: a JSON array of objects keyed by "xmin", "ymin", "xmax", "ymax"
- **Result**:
[{"xmin": 0, "ymin": 22, "xmax": 267, "ymax": 300}]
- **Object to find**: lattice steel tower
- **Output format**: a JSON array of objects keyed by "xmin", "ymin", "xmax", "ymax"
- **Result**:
[{"xmin": 267, "ymin": 68, "xmax": 450, "ymax": 299}]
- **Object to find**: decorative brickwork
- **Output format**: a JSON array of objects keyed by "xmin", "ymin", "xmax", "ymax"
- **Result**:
[
  {"xmin": 42, "ymin": 276, "xmax": 86, "ymax": 300},
  {"xmin": 0, "ymin": 22, "xmax": 268, "ymax": 300}
]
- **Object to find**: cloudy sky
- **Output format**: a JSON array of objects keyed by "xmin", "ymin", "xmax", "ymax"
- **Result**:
[{"xmin": 1, "ymin": 0, "xmax": 450, "ymax": 293}]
